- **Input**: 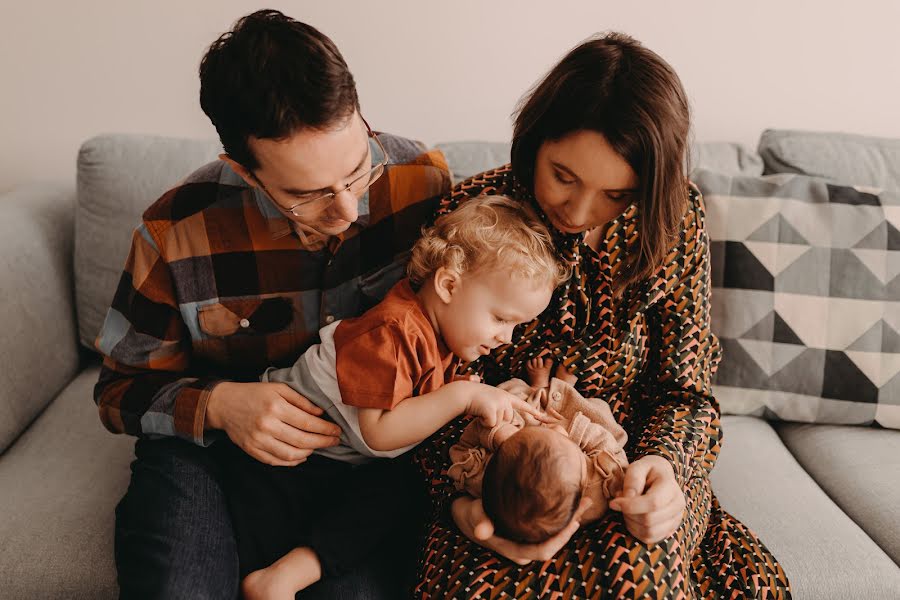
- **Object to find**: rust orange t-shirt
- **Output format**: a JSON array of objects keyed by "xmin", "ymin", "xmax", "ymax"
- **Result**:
[{"xmin": 332, "ymin": 279, "xmax": 456, "ymax": 410}]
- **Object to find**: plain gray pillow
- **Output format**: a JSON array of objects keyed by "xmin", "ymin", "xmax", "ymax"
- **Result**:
[{"xmin": 759, "ymin": 129, "xmax": 900, "ymax": 191}]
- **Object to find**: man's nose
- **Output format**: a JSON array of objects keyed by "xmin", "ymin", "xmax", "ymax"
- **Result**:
[{"xmin": 330, "ymin": 187, "xmax": 358, "ymax": 222}]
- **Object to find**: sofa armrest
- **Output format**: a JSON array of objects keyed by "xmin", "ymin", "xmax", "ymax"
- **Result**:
[{"xmin": 0, "ymin": 183, "xmax": 81, "ymax": 453}]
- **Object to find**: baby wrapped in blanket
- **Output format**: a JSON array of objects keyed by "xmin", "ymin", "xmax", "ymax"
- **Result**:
[{"xmin": 448, "ymin": 359, "xmax": 629, "ymax": 543}]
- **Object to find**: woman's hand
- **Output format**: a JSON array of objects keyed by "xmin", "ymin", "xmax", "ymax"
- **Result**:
[
  {"xmin": 609, "ymin": 455, "xmax": 686, "ymax": 544},
  {"xmin": 451, "ymin": 495, "xmax": 593, "ymax": 565}
]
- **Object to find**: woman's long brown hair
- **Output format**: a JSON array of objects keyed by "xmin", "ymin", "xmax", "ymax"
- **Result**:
[{"xmin": 511, "ymin": 32, "xmax": 691, "ymax": 296}]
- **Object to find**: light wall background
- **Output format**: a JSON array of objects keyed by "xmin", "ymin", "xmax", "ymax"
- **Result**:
[{"xmin": 2, "ymin": 0, "xmax": 899, "ymax": 192}]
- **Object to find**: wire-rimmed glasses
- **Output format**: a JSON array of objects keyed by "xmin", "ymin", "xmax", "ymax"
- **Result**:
[{"xmin": 262, "ymin": 122, "xmax": 389, "ymax": 218}]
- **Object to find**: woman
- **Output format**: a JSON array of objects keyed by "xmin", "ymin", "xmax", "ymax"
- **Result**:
[{"xmin": 414, "ymin": 33, "xmax": 792, "ymax": 599}]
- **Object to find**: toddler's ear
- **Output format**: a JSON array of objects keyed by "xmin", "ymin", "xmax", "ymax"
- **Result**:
[{"xmin": 433, "ymin": 267, "xmax": 462, "ymax": 303}]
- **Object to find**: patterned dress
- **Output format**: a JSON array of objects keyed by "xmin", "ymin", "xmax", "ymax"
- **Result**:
[{"xmin": 413, "ymin": 166, "xmax": 792, "ymax": 599}]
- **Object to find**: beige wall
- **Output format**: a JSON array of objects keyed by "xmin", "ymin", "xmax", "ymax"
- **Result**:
[{"xmin": 2, "ymin": 0, "xmax": 899, "ymax": 192}]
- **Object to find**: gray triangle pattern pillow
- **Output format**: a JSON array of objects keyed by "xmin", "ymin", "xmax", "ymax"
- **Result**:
[{"xmin": 693, "ymin": 168, "xmax": 899, "ymax": 429}]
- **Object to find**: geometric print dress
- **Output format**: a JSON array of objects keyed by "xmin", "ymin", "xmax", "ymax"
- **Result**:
[{"xmin": 413, "ymin": 165, "xmax": 792, "ymax": 599}]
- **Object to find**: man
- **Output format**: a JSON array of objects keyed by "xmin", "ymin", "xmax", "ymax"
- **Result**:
[{"xmin": 95, "ymin": 9, "xmax": 449, "ymax": 598}]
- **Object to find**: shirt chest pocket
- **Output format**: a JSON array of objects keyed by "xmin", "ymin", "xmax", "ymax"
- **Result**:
[{"xmin": 197, "ymin": 296, "xmax": 296, "ymax": 338}]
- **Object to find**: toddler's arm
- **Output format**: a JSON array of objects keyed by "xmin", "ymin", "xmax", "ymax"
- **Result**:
[{"xmin": 357, "ymin": 381, "xmax": 544, "ymax": 452}]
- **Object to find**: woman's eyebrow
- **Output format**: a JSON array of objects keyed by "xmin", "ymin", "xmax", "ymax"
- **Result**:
[{"xmin": 551, "ymin": 160, "xmax": 580, "ymax": 180}]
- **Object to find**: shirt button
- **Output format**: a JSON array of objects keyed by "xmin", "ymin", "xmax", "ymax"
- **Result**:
[
  {"xmin": 324, "ymin": 315, "xmax": 335, "ymax": 324},
  {"xmin": 552, "ymin": 391, "xmax": 562, "ymax": 401},
  {"xmin": 239, "ymin": 318, "xmax": 250, "ymax": 328}
]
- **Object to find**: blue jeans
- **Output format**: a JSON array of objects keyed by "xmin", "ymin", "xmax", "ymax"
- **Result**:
[{"xmin": 115, "ymin": 438, "xmax": 420, "ymax": 599}]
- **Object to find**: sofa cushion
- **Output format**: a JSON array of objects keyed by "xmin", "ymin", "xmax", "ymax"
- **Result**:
[
  {"xmin": 695, "ymin": 168, "xmax": 900, "ymax": 428},
  {"xmin": 0, "ymin": 365, "xmax": 133, "ymax": 598},
  {"xmin": 774, "ymin": 421, "xmax": 900, "ymax": 564},
  {"xmin": 759, "ymin": 129, "xmax": 900, "ymax": 191},
  {"xmin": 712, "ymin": 416, "xmax": 900, "ymax": 599},
  {"xmin": 75, "ymin": 134, "xmax": 223, "ymax": 349}
]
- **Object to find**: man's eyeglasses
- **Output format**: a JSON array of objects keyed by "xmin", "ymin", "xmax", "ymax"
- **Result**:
[{"xmin": 256, "ymin": 122, "xmax": 389, "ymax": 218}]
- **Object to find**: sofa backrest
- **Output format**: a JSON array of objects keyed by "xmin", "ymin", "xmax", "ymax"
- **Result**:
[
  {"xmin": 74, "ymin": 135, "xmax": 764, "ymax": 352},
  {"xmin": 75, "ymin": 134, "xmax": 223, "ymax": 349},
  {"xmin": 0, "ymin": 184, "xmax": 81, "ymax": 453},
  {"xmin": 759, "ymin": 129, "xmax": 900, "ymax": 191}
]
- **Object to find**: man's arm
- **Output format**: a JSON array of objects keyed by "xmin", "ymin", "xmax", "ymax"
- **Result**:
[
  {"xmin": 95, "ymin": 224, "xmax": 342, "ymax": 459},
  {"xmin": 94, "ymin": 224, "xmax": 222, "ymax": 445}
]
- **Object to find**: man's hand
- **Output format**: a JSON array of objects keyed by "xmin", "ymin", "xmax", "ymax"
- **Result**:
[
  {"xmin": 451, "ymin": 495, "xmax": 592, "ymax": 565},
  {"xmin": 464, "ymin": 383, "xmax": 548, "ymax": 427},
  {"xmin": 206, "ymin": 381, "xmax": 341, "ymax": 466},
  {"xmin": 609, "ymin": 455, "xmax": 686, "ymax": 544}
]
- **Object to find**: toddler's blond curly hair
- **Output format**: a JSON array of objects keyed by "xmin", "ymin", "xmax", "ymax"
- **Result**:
[{"xmin": 407, "ymin": 195, "xmax": 570, "ymax": 288}]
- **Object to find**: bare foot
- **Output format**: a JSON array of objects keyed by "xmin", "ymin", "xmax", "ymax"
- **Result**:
[
  {"xmin": 241, "ymin": 547, "xmax": 322, "ymax": 600},
  {"xmin": 554, "ymin": 363, "xmax": 578, "ymax": 385},
  {"xmin": 526, "ymin": 357, "xmax": 553, "ymax": 387}
]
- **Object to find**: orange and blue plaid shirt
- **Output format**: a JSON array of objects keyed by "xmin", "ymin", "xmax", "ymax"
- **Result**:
[{"xmin": 94, "ymin": 133, "xmax": 450, "ymax": 446}]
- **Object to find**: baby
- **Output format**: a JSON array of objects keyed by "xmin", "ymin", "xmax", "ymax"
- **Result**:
[
  {"xmin": 232, "ymin": 194, "xmax": 571, "ymax": 599},
  {"xmin": 448, "ymin": 358, "xmax": 629, "ymax": 544}
]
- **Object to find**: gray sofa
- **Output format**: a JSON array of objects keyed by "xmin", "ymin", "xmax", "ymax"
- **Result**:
[{"xmin": 1, "ymin": 132, "xmax": 898, "ymax": 599}]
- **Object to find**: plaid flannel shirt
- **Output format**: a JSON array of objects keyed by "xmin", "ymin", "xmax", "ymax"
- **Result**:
[{"xmin": 94, "ymin": 133, "xmax": 450, "ymax": 446}]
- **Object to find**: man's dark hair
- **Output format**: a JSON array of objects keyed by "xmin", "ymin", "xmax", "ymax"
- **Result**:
[{"xmin": 199, "ymin": 9, "xmax": 360, "ymax": 169}]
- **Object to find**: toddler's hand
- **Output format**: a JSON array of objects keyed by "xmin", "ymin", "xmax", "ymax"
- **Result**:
[{"xmin": 465, "ymin": 383, "xmax": 548, "ymax": 427}]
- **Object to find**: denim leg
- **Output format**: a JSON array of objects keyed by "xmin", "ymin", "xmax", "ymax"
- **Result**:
[
  {"xmin": 114, "ymin": 438, "xmax": 239, "ymax": 600},
  {"xmin": 300, "ymin": 553, "xmax": 412, "ymax": 600},
  {"xmin": 115, "ymin": 437, "xmax": 421, "ymax": 600},
  {"xmin": 301, "ymin": 458, "xmax": 428, "ymax": 600}
]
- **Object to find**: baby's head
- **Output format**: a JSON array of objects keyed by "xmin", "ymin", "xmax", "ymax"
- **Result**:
[
  {"xmin": 408, "ymin": 195, "xmax": 570, "ymax": 362},
  {"xmin": 482, "ymin": 425, "xmax": 585, "ymax": 544}
]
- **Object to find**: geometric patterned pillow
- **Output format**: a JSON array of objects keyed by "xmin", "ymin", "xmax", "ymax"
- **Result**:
[{"xmin": 693, "ymin": 168, "xmax": 900, "ymax": 429}]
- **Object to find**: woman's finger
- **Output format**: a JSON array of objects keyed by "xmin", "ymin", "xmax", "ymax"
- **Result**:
[
  {"xmin": 627, "ymin": 511, "xmax": 683, "ymax": 545},
  {"xmin": 467, "ymin": 498, "xmax": 495, "ymax": 541},
  {"xmin": 620, "ymin": 459, "xmax": 652, "ymax": 497},
  {"xmin": 611, "ymin": 483, "xmax": 667, "ymax": 515},
  {"xmin": 623, "ymin": 495, "xmax": 684, "ymax": 527}
]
